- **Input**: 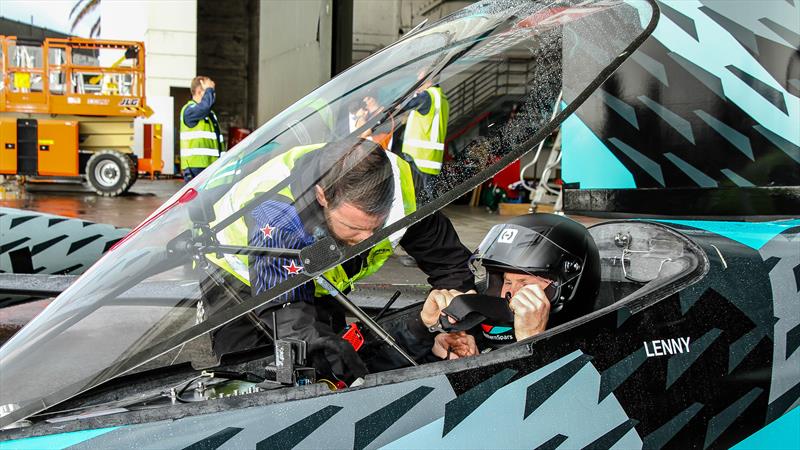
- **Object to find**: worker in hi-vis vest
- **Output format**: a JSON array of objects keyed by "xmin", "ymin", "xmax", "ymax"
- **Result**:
[
  {"xmin": 203, "ymin": 138, "xmax": 475, "ymax": 381},
  {"xmin": 180, "ymin": 76, "xmax": 225, "ymax": 183},
  {"xmin": 401, "ymin": 73, "xmax": 449, "ymax": 192}
]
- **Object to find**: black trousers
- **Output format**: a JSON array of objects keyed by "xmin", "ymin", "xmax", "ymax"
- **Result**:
[{"xmin": 199, "ymin": 270, "xmax": 345, "ymax": 358}]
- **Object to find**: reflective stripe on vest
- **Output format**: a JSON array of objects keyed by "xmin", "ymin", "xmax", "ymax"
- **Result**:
[
  {"xmin": 402, "ymin": 87, "xmax": 449, "ymax": 175},
  {"xmin": 180, "ymin": 100, "xmax": 222, "ymax": 170},
  {"xmin": 181, "ymin": 130, "xmax": 218, "ymax": 141},
  {"xmin": 182, "ymin": 148, "xmax": 221, "ymax": 157},
  {"xmin": 207, "ymin": 144, "xmax": 417, "ymax": 295},
  {"xmin": 308, "ymin": 98, "xmax": 334, "ymax": 131},
  {"xmin": 208, "ymin": 144, "xmax": 325, "ymax": 285}
]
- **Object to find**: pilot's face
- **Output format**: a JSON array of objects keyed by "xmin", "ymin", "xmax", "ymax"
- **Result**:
[
  {"xmin": 501, "ymin": 272, "xmax": 552, "ymax": 299},
  {"xmin": 324, "ymin": 201, "xmax": 385, "ymax": 246},
  {"xmin": 363, "ymin": 96, "xmax": 380, "ymax": 114}
]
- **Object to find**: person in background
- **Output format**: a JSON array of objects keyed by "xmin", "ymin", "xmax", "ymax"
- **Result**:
[
  {"xmin": 400, "ymin": 70, "xmax": 449, "ymax": 194},
  {"xmin": 180, "ymin": 76, "xmax": 225, "ymax": 183},
  {"xmin": 351, "ymin": 89, "xmax": 395, "ymax": 151},
  {"xmin": 394, "ymin": 70, "xmax": 449, "ymax": 271}
]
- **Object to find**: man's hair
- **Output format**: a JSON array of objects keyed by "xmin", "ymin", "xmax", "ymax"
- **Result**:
[
  {"xmin": 190, "ymin": 76, "xmax": 210, "ymax": 96},
  {"xmin": 318, "ymin": 138, "xmax": 394, "ymax": 219}
]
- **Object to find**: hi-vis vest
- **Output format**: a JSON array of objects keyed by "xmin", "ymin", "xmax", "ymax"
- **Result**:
[
  {"xmin": 402, "ymin": 87, "xmax": 449, "ymax": 175},
  {"xmin": 207, "ymin": 143, "xmax": 417, "ymax": 297},
  {"xmin": 180, "ymin": 100, "xmax": 225, "ymax": 170}
]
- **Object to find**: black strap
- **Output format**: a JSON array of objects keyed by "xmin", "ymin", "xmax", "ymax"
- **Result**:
[{"xmin": 439, "ymin": 294, "xmax": 513, "ymax": 332}]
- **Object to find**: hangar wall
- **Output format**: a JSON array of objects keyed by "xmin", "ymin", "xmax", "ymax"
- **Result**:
[
  {"xmin": 257, "ymin": 0, "xmax": 334, "ymax": 126},
  {"xmin": 197, "ymin": 0, "xmax": 260, "ymax": 133},
  {"xmin": 4, "ymin": 0, "xmax": 512, "ymax": 173},
  {"xmin": 197, "ymin": 0, "xmax": 471, "ymax": 133},
  {"xmin": 248, "ymin": 0, "xmax": 470, "ymax": 127},
  {"xmin": 352, "ymin": 0, "xmax": 472, "ymax": 63},
  {"xmin": 0, "ymin": 17, "xmax": 69, "ymax": 40},
  {"xmin": 101, "ymin": 1, "xmax": 196, "ymax": 174}
]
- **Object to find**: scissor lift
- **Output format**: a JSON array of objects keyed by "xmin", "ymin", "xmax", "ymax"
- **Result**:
[{"xmin": 0, "ymin": 36, "xmax": 160, "ymax": 196}]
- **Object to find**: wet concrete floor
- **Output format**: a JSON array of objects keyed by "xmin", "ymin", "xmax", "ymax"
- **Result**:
[{"xmin": 0, "ymin": 179, "xmax": 183, "ymax": 228}]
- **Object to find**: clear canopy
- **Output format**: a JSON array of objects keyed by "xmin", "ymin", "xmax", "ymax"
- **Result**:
[{"xmin": 0, "ymin": 0, "xmax": 656, "ymax": 427}]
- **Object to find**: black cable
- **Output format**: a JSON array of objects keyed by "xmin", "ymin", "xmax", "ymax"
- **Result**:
[
  {"xmin": 174, "ymin": 374, "xmax": 209, "ymax": 403},
  {"xmin": 375, "ymin": 290, "xmax": 402, "ymax": 320}
]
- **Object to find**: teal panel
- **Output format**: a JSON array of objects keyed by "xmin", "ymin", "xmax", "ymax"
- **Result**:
[
  {"xmin": 608, "ymin": 138, "xmax": 665, "ymax": 186},
  {"xmin": 653, "ymin": 1, "xmax": 799, "ymax": 147},
  {"xmin": 382, "ymin": 350, "xmax": 642, "ymax": 449},
  {"xmin": 488, "ymin": 326, "xmax": 512, "ymax": 335},
  {"xmin": 663, "ymin": 153, "xmax": 718, "ymax": 188},
  {"xmin": 561, "ymin": 107, "xmax": 636, "ymax": 189},
  {"xmin": 654, "ymin": 219, "xmax": 800, "ymax": 250},
  {"xmin": 720, "ymin": 169, "xmax": 755, "ymax": 187},
  {"xmin": 0, "ymin": 427, "xmax": 118, "ymax": 450},
  {"xmin": 731, "ymin": 406, "xmax": 800, "ymax": 450}
]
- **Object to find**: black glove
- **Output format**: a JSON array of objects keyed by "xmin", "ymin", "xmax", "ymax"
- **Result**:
[{"xmin": 308, "ymin": 336, "xmax": 369, "ymax": 383}]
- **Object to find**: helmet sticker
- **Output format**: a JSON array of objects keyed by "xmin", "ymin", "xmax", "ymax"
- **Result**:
[{"xmin": 498, "ymin": 228, "xmax": 518, "ymax": 244}]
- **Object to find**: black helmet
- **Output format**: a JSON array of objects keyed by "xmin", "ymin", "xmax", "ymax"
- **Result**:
[{"xmin": 471, "ymin": 214, "xmax": 600, "ymax": 321}]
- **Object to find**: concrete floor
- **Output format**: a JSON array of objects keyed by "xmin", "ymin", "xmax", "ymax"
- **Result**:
[{"xmin": 0, "ymin": 178, "xmax": 181, "ymax": 228}]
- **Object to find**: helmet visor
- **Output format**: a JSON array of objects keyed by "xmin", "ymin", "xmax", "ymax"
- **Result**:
[
  {"xmin": 474, "ymin": 223, "xmax": 584, "ymax": 277},
  {"xmin": 471, "ymin": 223, "xmax": 587, "ymax": 307}
]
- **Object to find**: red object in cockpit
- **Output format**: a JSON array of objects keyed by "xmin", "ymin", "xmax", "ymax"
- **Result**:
[{"xmin": 342, "ymin": 322, "xmax": 365, "ymax": 351}]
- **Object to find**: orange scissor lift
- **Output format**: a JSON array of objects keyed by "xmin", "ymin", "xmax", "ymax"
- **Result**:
[{"xmin": 0, "ymin": 36, "xmax": 163, "ymax": 196}]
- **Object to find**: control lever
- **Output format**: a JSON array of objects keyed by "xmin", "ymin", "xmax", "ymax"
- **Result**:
[
  {"xmin": 374, "ymin": 290, "xmax": 402, "ymax": 320},
  {"xmin": 316, "ymin": 275, "xmax": 418, "ymax": 366}
]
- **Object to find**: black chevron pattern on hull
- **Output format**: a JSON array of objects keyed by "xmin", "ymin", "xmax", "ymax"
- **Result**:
[{"xmin": 562, "ymin": 0, "xmax": 799, "ymax": 217}]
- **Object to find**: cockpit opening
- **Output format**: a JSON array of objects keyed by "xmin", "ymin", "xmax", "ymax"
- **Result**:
[{"xmin": 10, "ymin": 219, "xmax": 705, "ymax": 435}]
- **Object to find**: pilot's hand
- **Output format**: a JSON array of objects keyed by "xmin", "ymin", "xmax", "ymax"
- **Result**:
[
  {"xmin": 432, "ymin": 331, "xmax": 478, "ymax": 359},
  {"xmin": 509, "ymin": 284, "xmax": 550, "ymax": 341},
  {"xmin": 420, "ymin": 289, "xmax": 476, "ymax": 328},
  {"xmin": 354, "ymin": 108, "xmax": 368, "ymax": 129}
]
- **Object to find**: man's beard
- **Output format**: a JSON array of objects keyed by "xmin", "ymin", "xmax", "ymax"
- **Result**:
[{"xmin": 320, "ymin": 206, "xmax": 349, "ymax": 247}]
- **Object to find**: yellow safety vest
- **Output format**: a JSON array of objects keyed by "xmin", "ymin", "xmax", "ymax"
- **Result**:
[
  {"xmin": 180, "ymin": 100, "xmax": 225, "ymax": 170},
  {"xmin": 207, "ymin": 143, "xmax": 417, "ymax": 296},
  {"xmin": 401, "ymin": 87, "xmax": 449, "ymax": 175}
]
